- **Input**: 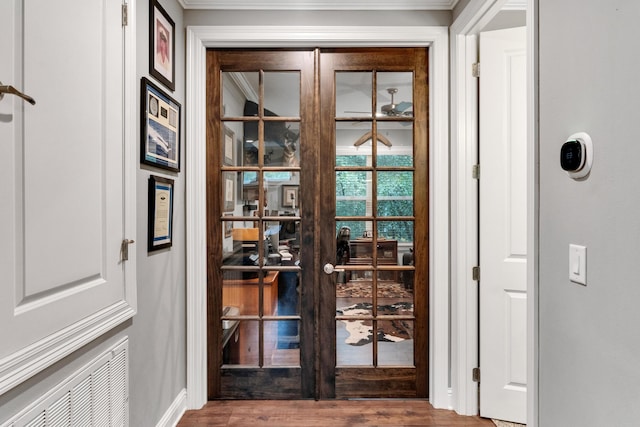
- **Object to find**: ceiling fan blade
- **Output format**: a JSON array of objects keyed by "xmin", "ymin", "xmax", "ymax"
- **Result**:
[{"xmin": 396, "ymin": 101, "xmax": 412, "ymax": 112}]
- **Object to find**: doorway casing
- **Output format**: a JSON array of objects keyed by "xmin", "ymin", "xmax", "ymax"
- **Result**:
[
  {"xmin": 185, "ymin": 25, "xmax": 449, "ymax": 410},
  {"xmin": 449, "ymin": 0, "xmax": 536, "ymax": 423}
]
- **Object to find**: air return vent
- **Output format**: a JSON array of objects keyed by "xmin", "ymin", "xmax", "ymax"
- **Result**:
[{"xmin": 2, "ymin": 338, "xmax": 128, "ymax": 427}]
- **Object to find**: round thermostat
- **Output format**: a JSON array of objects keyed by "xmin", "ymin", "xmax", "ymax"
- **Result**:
[{"xmin": 561, "ymin": 132, "xmax": 593, "ymax": 180}]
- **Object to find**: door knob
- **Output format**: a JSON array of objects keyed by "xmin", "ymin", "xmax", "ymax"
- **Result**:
[
  {"xmin": 0, "ymin": 82, "xmax": 36, "ymax": 105},
  {"xmin": 323, "ymin": 263, "xmax": 345, "ymax": 275}
]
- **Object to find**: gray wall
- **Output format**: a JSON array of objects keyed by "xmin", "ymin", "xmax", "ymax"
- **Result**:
[
  {"xmin": 130, "ymin": 0, "xmax": 187, "ymax": 426},
  {"xmin": 539, "ymin": 1, "xmax": 640, "ymax": 425}
]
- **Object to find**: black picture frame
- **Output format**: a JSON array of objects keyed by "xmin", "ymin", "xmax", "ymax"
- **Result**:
[
  {"xmin": 223, "ymin": 125, "xmax": 235, "ymax": 166},
  {"xmin": 148, "ymin": 175, "xmax": 174, "ymax": 252},
  {"xmin": 281, "ymin": 185, "xmax": 299, "ymax": 208},
  {"xmin": 149, "ymin": 0, "xmax": 175, "ymax": 91},
  {"xmin": 141, "ymin": 77, "xmax": 181, "ymax": 172},
  {"xmin": 223, "ymin": 172, "xmax": 236, "ymax": 212}
]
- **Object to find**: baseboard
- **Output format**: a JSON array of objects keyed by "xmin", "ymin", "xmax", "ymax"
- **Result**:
[{"xmin": 156, "ymin": 388, "xmax": 187, "ymax": 427}]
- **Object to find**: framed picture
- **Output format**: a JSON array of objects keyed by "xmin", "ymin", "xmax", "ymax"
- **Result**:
[
  {"xmin": 141, "ymin": 77, "xmax": 181, "ymax": 172},
  {"xmin": 223, "ymin": 126, "xmax": 235, "ymax": 166},
  {"xmin": 281, "ymin": 185, "xmax": 299, "ymax": 208},
  {"xmin": 223, "ymin": 172, "xmax": 236, "ymax": 212},
  {"xmin": 149, "ymin": 0, "xmax": 175, "ymax": 91},
  {"xmin": 148, "ymin": 175, "xmax": 174, "ymax": 251},
  {"xmin": 224, "ymin": 213, "xmax": 233, "ymax": 238}
]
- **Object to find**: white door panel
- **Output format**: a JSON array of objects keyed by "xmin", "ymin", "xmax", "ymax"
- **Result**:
[
  {"xmin": 479, "ymin": 26, "xmax": 527, "ymax": 424},
  {"xmin": 0, "ymin": 0, "xmax": 134, "ymax": 393}
]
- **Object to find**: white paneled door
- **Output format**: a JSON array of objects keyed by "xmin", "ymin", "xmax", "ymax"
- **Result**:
[
  {"xmin": 0, "ymin": 0, "xmax": 135, "ymax": 394},
  {"xmin": 479, "ymin": 27, "xmax": 527, "ymax": 424}
]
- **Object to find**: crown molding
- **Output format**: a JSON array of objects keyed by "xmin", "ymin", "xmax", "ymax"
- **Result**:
[
  {"xmin": 503, "ymin": 0, "xmax": 527, "ymax": 10},
  {"xmin": 178, "ymin": 0, "xmax": 459, "ymax": 10}
]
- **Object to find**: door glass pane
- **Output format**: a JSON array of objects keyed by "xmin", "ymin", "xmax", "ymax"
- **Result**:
[
  {"xmin": 377, "ymin": 171, "xmax": 413, "ymax": 217},
  {"xmin": 336, "ymin": 172, "xmax": 372, "ymax": 217},
  {"xmin": 222, "ymin": 122, "xmax": 243, "ymax": 167},
  {"xmin": 376, "ymin": 72, "xmax": 413, "ymax": 117},
  {"xmin": 337, "ymin": 122, "xmax": 372, "ymax": 166},
  {"xmin": 336, "ymin": 72, "xmax": 372, "ymax": 118},
  {"xmin": 222, "ymin": 269, "xmax": 260, "ymax": 316},
  {"xmin": 265, "ymin": 320, "xmax": 301, "ymax": 367},
  {"xmin": 264, "ymin": 72, "xmax": 300, "ymax": 117},
  {"xmin": 377, "ymin": 320, "xmax": 414, "ymax": 366},
  {"xmin": 336, "ymin": 320, "xmax": 373, "ymax": 366},
  {"xmin": 376, "ymin": 122, "xmax": 413, "ymax": 165},
  {"xmin": 223, "ymin": 320, "xmax": 259, "ymax": 366},
  {"xmin": 222, "ymin": 72, "xmax": 259, "ymax": 118},
  {"xmin": 264, "ymin": 121, "xmax": 301, "ymax": 167},
  {"xmin": 377, "ymin": 220, "xmax": 413, "ymax": 243}
]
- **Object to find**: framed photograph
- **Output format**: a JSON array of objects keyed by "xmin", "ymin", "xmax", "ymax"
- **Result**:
[
  {"xmin": 141, "ymin": 77, "xmax": 181, "ymax": 172},
  {"xmin": 148, "ymin": 175, "xmax": 174, "ymax": 251},
  {"xmin": 281, "ymin": 185, "xmax": 299, "ymax": 208},
  {"xmin": 223, "ymin": 126, "xmax": 235, "ymax": 166},
  {"xmin": 149, "ymin": 0, "xmax": 175, "ymax": 91},
  {"xmin": 223, "ymin": 172, "xmax": 236, "ymax": 212},
  {"xmin": 224, "ymin": 213, "xmax": 233, "ymax": 238}
]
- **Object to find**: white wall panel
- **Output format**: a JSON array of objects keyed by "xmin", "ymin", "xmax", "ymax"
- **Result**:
[{"xmin": 0, "ymin": 0, "xmax": 136, "ymax": 395}]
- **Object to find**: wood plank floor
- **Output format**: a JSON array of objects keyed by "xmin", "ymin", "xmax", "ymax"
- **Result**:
[{"xmin": 178, "ymin": 400, "xmax": 495, "ymax": 427}]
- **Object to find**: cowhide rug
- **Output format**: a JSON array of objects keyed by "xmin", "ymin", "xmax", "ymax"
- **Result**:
[{"xmin": 336, "ymin": 302, "xmax": 413, "ymax": 346}]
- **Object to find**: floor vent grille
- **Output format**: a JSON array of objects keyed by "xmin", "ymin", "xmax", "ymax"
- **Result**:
[{"xmin": 2, "ymin": 338, "xmax": 128, "ymax": 427}]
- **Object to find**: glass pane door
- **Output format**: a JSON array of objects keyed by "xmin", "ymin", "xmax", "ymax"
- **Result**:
[
  {"xmin": 207, "ymin": 50, "xmax": 315, "ymax": 399},
  {"xmin": 320, "ymin": 48, "xmax": 428, "ymax": 398}
]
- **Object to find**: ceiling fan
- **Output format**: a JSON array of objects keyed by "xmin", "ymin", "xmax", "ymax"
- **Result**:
[
  {"xmin": 380, "ymin": 88, "xmax": 412, "ymax": 117},
  {"xmin": 343, "ymin": 87, "xmax": 413, "ymax": 117}
]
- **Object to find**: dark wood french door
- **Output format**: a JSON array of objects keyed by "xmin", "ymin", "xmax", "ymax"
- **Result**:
[{"xmin": 206, "ymin": 48, "xmax": 428, "ymax": 399}]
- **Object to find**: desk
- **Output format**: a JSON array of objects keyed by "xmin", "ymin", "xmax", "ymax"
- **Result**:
[
  {"xmin": 222, "ymin": 271, "xmax": 279, "ymax": 315},
  {"xmin": 221, "ymin": 271, "xmax": 279, "ymax": 365},
  {"xmin": 347, "ymin": 239, "xmax": 398, "ymax": 281}
]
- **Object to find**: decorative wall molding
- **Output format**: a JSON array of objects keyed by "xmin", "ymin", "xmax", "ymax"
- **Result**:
[
  {"xmin": 0, "ymin": 302, "xmax": 135, "ymax": 396},
  {"xmin": 178, "ymin": 0, "xmax": 458, "ymax": 10},
  {"xmin": 186, "ymin": 25, "xmax": 450, "ymax": 410},
  {"xmin": 156, "ymin": 388, "xmax": 187, "ymax": 427}
]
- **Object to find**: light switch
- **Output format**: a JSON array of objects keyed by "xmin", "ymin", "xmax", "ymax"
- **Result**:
[{"xmin": 569, "ymin": 244, "xmax": 587, "ymax": 285}]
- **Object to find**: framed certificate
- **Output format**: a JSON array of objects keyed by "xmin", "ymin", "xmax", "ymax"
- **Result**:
[
  {"xmin": 141, "ymin": 77, "xmax": 181, "ymax": 172},
  {"xmin": 148, "ymin": 175, "xmax": 174, "ymax": 251}
]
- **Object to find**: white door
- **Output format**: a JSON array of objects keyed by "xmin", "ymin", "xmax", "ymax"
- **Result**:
[
  {"xmin": 0, "ymin": 0, "xmax": 135, "ymax": 394},
  {"xmin": 479, "ymin": 26, "xmax": 527, "ymax": 424}
]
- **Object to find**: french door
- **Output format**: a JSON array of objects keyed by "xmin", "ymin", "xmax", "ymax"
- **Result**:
[{"xmin": 206, "ymin": 48, "xmax": 428, "ymax": 399}]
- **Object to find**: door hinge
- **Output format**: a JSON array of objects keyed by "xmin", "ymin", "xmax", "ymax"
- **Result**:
[
  {"xmin": 472, "ymin": 266, "xmax": 480, "ymax": 281},
  {"xmin": 472, "ymin": 367, "xmax": 481, "ymax": 383},
  {"xmin": 120, "ymin": 239, "xmax": 135, "ymax": 262},
  {"xmin": 472, "ymin": 62, "xmax": 480, "ymax": 78},
  {"xmin": 122, "ymin": 4, "xmax": 128, "ymax": 27},
  {"xmin": 472, "ymin": 164, "xmax": 480, "ymax": 180}
]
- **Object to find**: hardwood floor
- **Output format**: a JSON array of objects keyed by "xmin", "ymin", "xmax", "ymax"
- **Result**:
[{"xmin": 178, "ymin": 400, "xmax": 495, "ymax": 426}]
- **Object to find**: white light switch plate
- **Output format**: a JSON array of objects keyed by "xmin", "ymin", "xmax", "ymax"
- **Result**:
[{"xmin": 569, "ymin": 244, "xmax": 587, "ymax": 285}]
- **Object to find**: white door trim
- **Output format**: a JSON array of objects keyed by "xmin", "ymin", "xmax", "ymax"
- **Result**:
[
  {"xmin": 185, "ymin": 25, "xmax": 449, "ymax": 409},
  {"xmin": 449, "ymin": 0, "xmax": 537, "ymax": 423}
]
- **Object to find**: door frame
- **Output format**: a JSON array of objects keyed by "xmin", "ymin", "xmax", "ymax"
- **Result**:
[
  {"xmin": 449, "ymin": 0, "xmax": 537, "ymax": 423},
  {"xmin": 185, "ymin": 25, "xmax": 449, "ymax": 410}
]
